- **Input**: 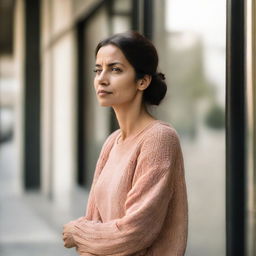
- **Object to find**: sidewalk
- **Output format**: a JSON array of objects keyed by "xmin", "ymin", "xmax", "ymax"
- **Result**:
[{"xmin": 0, "ymin": 140, "xmax": 88, "ymax": 256}]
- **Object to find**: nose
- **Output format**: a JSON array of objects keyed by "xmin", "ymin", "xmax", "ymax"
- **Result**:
[{"xmin": 96, "ymin": 70, "xmax": 110, "ymax": 86}]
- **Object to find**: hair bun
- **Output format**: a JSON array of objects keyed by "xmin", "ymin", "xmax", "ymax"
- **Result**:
[
  {"xmin": 152, "ymin": 72, "xmax": 166, "ymax": 81},
  {"xmin": 144, "ymin": 72, "xmax": 167, "ymax": 105},
  {"xmin": 157, "ymin": 72, "xmax": 165, "ymax": 81}
]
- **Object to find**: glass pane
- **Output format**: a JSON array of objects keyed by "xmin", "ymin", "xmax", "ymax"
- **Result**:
[
  {"xmin": 154, "ymin": 1, "xmax": 226, "ymax": 255},
  {"xmin": 110, "ymin": 0, "xmax": 132, "ymax": 35},
  {"xmin": 83, "ymin": 7, "xmax": 111, "ymax": 186},
  {"xmin": 113, "ymin": 0, "xmax": 132, "ymax": 12},
  {"xmin": 245, "ymin": 0, "xmax": 256, "ymax": 253},
  {"xmin": 112, "ymin": 16, "xmax": 130, "ymax": 34}
]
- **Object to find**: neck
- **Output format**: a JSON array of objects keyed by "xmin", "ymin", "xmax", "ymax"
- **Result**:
[{"xmin": 112, "ymin": 98, "xmax": 155, "ymax": 140}]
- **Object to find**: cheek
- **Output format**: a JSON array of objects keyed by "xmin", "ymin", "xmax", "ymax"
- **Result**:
[
  {"xmin": 94, "ymin": 79, "xmax": 98, "ymax": 91},
  {"xmin": 116, "ymin": 84, "xmax": 137, "ymax": 100},
  {"xmin": 115, "ymin": 75, "xmax": 137, "ymax": 92}
]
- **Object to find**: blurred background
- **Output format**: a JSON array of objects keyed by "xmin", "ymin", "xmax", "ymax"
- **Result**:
[{"xmin": 0, "ymin": 0, "xmax": 255, "ymax": 256}]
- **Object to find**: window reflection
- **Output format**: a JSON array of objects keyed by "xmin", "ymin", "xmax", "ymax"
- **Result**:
[{"xmin": 154, "ymin": 1, "xmax": 226, "ymax": 255}]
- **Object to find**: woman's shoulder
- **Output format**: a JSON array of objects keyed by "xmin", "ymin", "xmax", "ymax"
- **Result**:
[
  {"xmin": 136, "ymin": 120, "xmax": 182, "ymax": 152},
  {"xmin": 138, "ymin": 120, "xmax": 182, "ymax": 156},
  {"xmin": 101, "ymin": 129, "xmax": 120, "ymax": 148},
  {"xmin": 146, "ymin": 120, "xmax": 180, "ymax": 142},
  {"xmin": 102, "ymin": 121, "xmax": 181, "ymax": 149},
  {"xmin": 97, "ymin": 129, "xmax": 120, "ymax": 159},
  {"xmin": 106, "ymin": 129, "xmax": 120, "ymax": 141}
]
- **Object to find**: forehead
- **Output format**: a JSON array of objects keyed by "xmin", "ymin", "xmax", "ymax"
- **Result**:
[{"xmin": 96, "ymin": 44, "xmax": 128, "ymax": 64}]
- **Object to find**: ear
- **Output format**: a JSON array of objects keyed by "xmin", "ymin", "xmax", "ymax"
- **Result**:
[{"xmin": 137, "ymin": 74, "xmax": 152, "ymax": 91}]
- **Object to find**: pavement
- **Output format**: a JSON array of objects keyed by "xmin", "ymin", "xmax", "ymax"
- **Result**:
[{"xmin": 0, "ymin": 140, "xmax": 88, "ymax": 256}]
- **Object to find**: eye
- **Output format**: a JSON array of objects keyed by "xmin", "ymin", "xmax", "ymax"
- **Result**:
[
  {"xmin": 93, "ymin": 69, "xmax": 102, "ymax": 75},
  {"xmin": 112, "ymin": 67, "xmax": 122, "ymax": 73}
]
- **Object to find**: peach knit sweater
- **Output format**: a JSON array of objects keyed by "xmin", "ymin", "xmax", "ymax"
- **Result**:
[{"xmin": 72, "ymin": 120, "xmax": 188, "ymax": 256}]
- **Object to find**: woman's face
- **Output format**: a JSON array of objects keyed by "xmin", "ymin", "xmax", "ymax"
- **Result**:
[{"xmin": 94, "ymin": 44, "xmax": 142, "ymax": 107}]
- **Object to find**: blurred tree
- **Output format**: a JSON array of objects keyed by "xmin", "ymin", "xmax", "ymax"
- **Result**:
[{"xmin": 204, "ymin": 102, "xmax": 225, "ymax": 129}]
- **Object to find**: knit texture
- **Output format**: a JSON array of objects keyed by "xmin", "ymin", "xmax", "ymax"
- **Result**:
[{"xmin": 72, "ymin": 120, "xmax": 188, "ymax": 256}]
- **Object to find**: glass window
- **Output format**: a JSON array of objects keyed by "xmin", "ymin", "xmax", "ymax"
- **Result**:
[
  {"xmin": 82, "ymin": 7, "xmax": 110, "ymax": 186},
  {"xmin": 113, "ymin": 0, "xmax": 132, "ymax": 13},
  {"xmin": 245, "ymin": 1, "xmax": 256, "ymax": 253},
  {"xmin": 110, "ymin": 0, "xmax": 132, "ymax": 34},
  {"xmin": 154, "ymin": 1, "xmax": 226, "ymax": 255}
]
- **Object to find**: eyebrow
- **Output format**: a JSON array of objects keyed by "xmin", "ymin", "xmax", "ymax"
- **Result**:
[{"xmin": 95, "ymin": 62, "xmax": 124, "ymax": 68}]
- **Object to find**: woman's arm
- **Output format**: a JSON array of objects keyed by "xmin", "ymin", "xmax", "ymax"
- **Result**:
[
  {"xmin": 63, "ymin": 130, "xmax": 118, "ymax": 249},
  {"xmin": 72, "ymin": 128, "xmax": 183, "ymax": 256}
]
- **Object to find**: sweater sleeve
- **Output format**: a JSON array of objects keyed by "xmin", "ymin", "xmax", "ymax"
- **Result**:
[
  {"xmin": 84, "ymin": 130, "xmax": 119, "ymax": 221},
  {"xmin": 72, "ymin": 128, "xmax": 181, "ymax": 256}
]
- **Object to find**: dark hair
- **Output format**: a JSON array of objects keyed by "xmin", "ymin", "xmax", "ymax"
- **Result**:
[{"xmin": 95, "ymin": 31, "xmax": 167, "ymax": 105}]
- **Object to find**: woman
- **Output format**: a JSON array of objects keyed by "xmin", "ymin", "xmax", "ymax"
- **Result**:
[{"xmin": 62, "ymin": 31, "xmax": 188, "ymax": 256}]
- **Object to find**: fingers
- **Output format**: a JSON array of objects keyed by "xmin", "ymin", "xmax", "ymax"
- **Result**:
[
  {"xmin": 63, "ymin": 238, "xmax": 75, "ymax": 248},
  {"xmin": 63, "ymin": 220, "xmax": 77, "ymax": 249},
  {"xmin": 62, "ymin": 231, "xmax": 75, "ymax": 248},
  {"xmin": 63, "ymin": 236, "xmax": 70, "ymax": 248},
  {"xmin": 64, "ymin": 241, "xmax": 72, "ymax": 248}
]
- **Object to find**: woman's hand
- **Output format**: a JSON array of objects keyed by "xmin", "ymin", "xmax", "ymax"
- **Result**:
[{"xmin": 62, "ymin": 220, "xmax": 77, "ymax": 248}]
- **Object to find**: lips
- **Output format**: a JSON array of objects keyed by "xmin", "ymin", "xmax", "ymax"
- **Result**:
[{"xmin": 97, "ymin": 89, "xmax": 112, "ymax": 95}]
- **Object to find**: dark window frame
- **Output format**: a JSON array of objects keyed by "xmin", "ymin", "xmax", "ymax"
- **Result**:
[
  {"xmin": 226, "ymin": 0, "xmax": 246, "ymax": 255},
  {"xmin": 24, "ymin": 0, "xmax": 41, "ymax": 189}
]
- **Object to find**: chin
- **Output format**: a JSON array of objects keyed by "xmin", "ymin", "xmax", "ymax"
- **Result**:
[{"xmin": 98, "ymin": 101, "xmax": 112, "ymax": 107}]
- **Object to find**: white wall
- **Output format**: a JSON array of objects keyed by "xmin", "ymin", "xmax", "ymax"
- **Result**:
[
  {"xmin": 51, "ymin": 33, "xmax": 77, "ymax": 200},
  {"xmin": 13, "ymin": 0, "xmax": 25, "ymax": 194},
  {"xmin": 41, "ymin": 0, "xmax": 78, "ymax": 200}
]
